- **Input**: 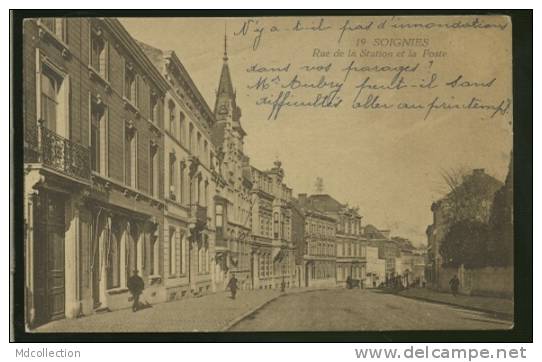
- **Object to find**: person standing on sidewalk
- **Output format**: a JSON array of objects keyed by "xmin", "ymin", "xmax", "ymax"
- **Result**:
[
  {"xmin": 280, "ymin": 277, "xmax": 286, "ymax": 293},
  {"xmin": 227, "ymin": 274, "xmax": 238, "ymax": 300},
  {"xmin": 128, "ymin": 270, "xmax": 145, "ymax": 312},
  {"xmin": 449, "ymin": 275, "xmax": 460, "ymax": 297}
]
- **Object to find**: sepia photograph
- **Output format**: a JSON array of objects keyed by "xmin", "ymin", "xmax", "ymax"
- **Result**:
[{"xmin": 10, "ymin": 10, "xmax": 532, "ymax": 341}]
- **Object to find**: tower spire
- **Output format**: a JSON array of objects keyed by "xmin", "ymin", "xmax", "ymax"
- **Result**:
[{"xmin": 223, "ymin": 22, "xmax": 228, "ymax": 62}]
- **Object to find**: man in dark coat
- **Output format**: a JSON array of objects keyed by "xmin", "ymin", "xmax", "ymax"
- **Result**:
[
  {"xmin": 280, "ymin": 277, "xmax": 286, "ymax": 293},
  {"xmin": 127, "ymin": 270, "xmax": 144, "ymax": 312},
  {"xmin": 227, "ymin": 274, "xmax": 238, "ymax": 299},
  {"xmin": 449, "ymin": 275, "xmax": 460, "ymax": 297},
  {"xmin": 346, "ymin": 275, "xmax": 352, "ymax": 289}
]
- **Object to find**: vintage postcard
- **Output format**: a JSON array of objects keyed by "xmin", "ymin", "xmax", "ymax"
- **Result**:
[{"xmin": 17, "ymin": 14, "xmax": 514, "ymax": 333}]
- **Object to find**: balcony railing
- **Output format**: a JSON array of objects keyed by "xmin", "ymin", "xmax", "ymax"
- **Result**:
[{"xmin": 24, "ymin": 122, "xmax": 91, "ymax": 181}]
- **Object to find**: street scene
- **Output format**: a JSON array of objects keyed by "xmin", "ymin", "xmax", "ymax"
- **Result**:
[{"xmin": 20, "ymin": 16, "xmax": 513, "ymax": 332}]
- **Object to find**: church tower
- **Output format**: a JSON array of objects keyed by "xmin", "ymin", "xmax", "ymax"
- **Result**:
[{"xmin": 213, "ymin": 33, "xmax": 246, "ymax": 144}]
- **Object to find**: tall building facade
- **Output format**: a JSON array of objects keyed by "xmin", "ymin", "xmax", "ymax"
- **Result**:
[
  {"xmin": 307, "ymin": 195, "xmax": 366, "ymax": 287},
  {"xmin": 295, "ymin": 194, "xmax": 337, "ymax": 288},
  {"xmin": 23, "ymin": 18, "xmax": 169, "ymax": 327},
  {"xmin": 138, "ymin": 42, "xmax": 217, "ymax": 299},
  {"xmin": 250, "ymin": 162, "xmax": 296, "ymax": 290},
  {"xmin": 211, "ymin": 39, "xmax": 253, "ymax": 291}
]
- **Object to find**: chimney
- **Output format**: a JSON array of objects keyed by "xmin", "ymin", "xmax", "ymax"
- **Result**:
[{"xmin": 298, "ymin": 193, "xmax": 307, "ymax": 205}]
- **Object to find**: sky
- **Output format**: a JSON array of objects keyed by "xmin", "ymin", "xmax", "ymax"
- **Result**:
[{"xmin": 120, "ymin": 16, "xmax": 513, "ymax": 246}]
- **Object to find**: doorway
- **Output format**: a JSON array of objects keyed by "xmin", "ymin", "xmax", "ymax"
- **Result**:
[{"xmin": 34, "ymin": 191, "xmax": 66, "ymax": 324}]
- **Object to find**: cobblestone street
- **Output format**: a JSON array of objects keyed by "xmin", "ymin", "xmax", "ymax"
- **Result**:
[{"xmin": 230, "ymin": 289, "xmax": 513, "ymax": 331}]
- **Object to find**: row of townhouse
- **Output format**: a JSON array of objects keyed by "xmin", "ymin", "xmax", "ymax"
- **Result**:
[
  {"xmin": 22, "ymin": 17, "xmax": 299, "ymax": 328},
  {"xmin": 292, "ymin": 194, "xmax": 367, "ymax": 288},
  {"xmin": 23, "ymin": 17, "xmax": 171, "ymax": 327}
]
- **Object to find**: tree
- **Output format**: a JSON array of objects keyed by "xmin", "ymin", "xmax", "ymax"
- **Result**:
[
  {"xmin": 487, "ymin": 154, "xmax": 513, "ymax": 267},
  {"xmin": 438, "ymin": 167, "xmax": 503, "ymax": 225},
  {"xmin": 440, "ymin": 220, "xmax": 489, "ymax": 268}
]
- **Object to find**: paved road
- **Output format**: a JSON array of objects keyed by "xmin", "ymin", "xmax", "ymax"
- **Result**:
[{"xmin": 229, "ymin": 289, "xmax": 513, "ymax": 331}]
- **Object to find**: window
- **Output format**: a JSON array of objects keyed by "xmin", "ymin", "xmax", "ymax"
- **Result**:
[
  {"xmin": 150, "ymin": 234, "xmax": 159, "ymax": 275},
  {"xmin": 204, "ymin": 140, "xmax": 208, "ymax": 165},
  {"xmin": 179, "ymin": 162, "xmax": 185, "ymax": 204},
  {"xmin": 150, "ymin": 94, "xmax": 159, "ymax": 123},
  {"xmin": 169, "ymin": 152, "xmax": 176, "ymax": 200},
  {"xmin": 124, "ymin": 61, "xmax": 137, "ymax": 105},
  {"xmin": 90, "ymin": 96, "xmax": 108, "ymax": 175},
  {"xmin": 39, "ymin": 63, "xmax": 69, "ymax": 135},
  {"xmin": 197, "ymin": 132, "xmax": 202, "ymax": 157},
  {"xmin": 90, "ymin": 28, "xmax": 108, "ymax": 79},
  {"xmin": 131, "ymin": 224, "xmax": 143, "ymax": 274},
  {"xmin": 124, "ymin": 123, "xmax": 137, "ymax": 188},
  {"xmin": 40, "ymin": 69, "xmax": 58, "ymax": 132},
  {"xmin": 107, "ymin": 222, "xmax": 123, "ymax": 289},
  {"xmin": 259, "ymin": 253, "xmax": 265, "ymax": 278},
  {"xmin": 198, "ymin": 244, "xmax": 203, "ymax": 273},
  {"xmin": 149, "ymin": 142, "xmax": 159, "ymax": 197},
  {"xmin": 40, "ymin": 18, "xmax": 67, "ymax": 42},
  {"xmin": 169, "ymin": 227, "xmax": 176, "ymax": 276},
  {"xmin": 197, "ymin": 177, "xmax": 202, "ymax": 205},
  {"xmin": 179, "ymin": 111, "xmax": 185, "ymax": 144},
  {"xmin": 273, "ymin": 212, "xmax": 279, "ymax": 239},
  {"xmin": 181, "ymin": 230, "xmax": 184, "ymax": 274},
  {"xmin": 188, "ymin": 123, "xmax": 194, "ymax": 153},
  {"xmin": 204, "ymin": 180, "xmax": 209, "ymax": 207},
  {"xmin": 168, "ymin": 101, "xmax": 176, "ymax": 136}
]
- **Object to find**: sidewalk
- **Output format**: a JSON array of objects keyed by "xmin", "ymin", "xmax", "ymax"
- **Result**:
[
  {"xmin": 34, "ymin": 287, "xmax": 328, "ymax": 333},
  {"xmin": 34, "ymin": 289, "xmax": 281, "ymax": 333},
  {"xmin": 397, "ymin": 288, "xmax": 514, "ymax": 319}
]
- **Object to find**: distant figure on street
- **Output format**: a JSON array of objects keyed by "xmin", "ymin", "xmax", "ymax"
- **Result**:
[
  {"xmin": 280, "ymin": 277, "xmax": 286, "ymax": 293},
  {"xmin": 227, "ymin": 274, "xmax": 238, "ymax": 299},
  {"xmin": 449, "ymin": 275, "xmax": 460, "ymax": 296},
  {"xmin": 127, "ymin": 270, "xmax": 144, "ymax": 312},
  {"xmin": 346, "ymin": 275, "xmax": 352, "ymax": 289}
]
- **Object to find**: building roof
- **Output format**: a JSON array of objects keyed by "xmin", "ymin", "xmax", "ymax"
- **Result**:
[
  {"xmin": 307, "ymin": 194, "xmax": 345, "ymax": 213},
  {"xmin": 102, "ymin": 19, "xmax": 170, "ymax": 94},
  {"xmin": 296, "ymin": 196, "xmax": 337, "ymax": 222},
  {"xmin": 136, "ymin": 40, "xmax": 217, "ymax": 131}
]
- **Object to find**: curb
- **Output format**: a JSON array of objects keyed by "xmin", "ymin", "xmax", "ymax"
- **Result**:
[
  {"xmin": 221, "ymin": 288, "xmax": 334, "ymax": 331},
  {"xmin": 394, "ymin": 292, "xmax": 514, "ymax": 321}
]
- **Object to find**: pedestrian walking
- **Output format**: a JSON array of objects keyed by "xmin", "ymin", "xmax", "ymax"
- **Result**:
[
  {"xmin": 127, "ymin": 270, "xmax": 144, "ymax": 312},
  {"xmin": 449, "ymin": 275, "xmax": 460, "ymax": 297},
  {"xmin": 346, "ymin": 275, "xmax": 352, "ymax": 289},
  {"xmin": 227, "ymin": 274, "xmax": 238, "ymax": 299},
  {"xmin": 280, "ymin": 277, "xmax": 286, "ymax": 293}
]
